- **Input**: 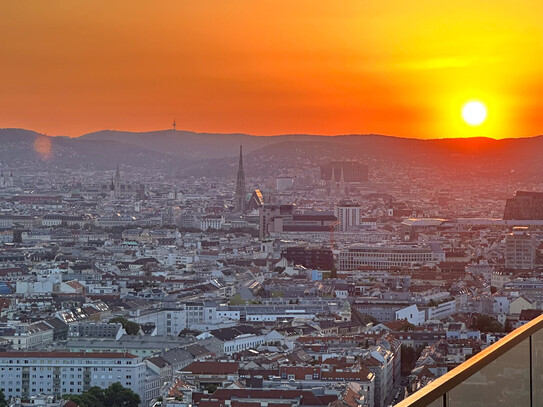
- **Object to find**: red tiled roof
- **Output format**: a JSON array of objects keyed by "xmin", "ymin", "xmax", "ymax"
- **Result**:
[
  {"xmin": 182, "ymin": 361, "xmax": 239, "ymax": 375},
  {"xmin": 63, "ymin": 400, "xmax": 80, "ymax": 407}
]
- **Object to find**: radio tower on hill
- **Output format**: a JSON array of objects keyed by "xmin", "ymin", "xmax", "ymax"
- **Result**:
[{"xmin": 234, "ymin": 145, "xmax": 246, "ymax": 213}]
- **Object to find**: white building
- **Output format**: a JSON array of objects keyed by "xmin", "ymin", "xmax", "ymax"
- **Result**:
[
  {"xmin": 339, "ymin": 243, "xmax": 445, "ymax": 270},
  {"xmin": 395, "ymin": 304, "xmax": 426, "ymax": 326},
  {"xmin": 199, "ymin": 216, "xmax": 223, "ymax": 231},
  {"xmin": 334, "ymin": 201, "xmax": 361, "ymax": 232},
  {"xmin": 131, "ymin": 308, "xmax": 187, "ymax": 336},
  {"xmin": 426, "ymin": 299, "xmax": 457, "ymax": 320},
  {"xmin": 0, "ymin": 351, "xmax": 146, "ymax": 402},
  {"xmin": 493, "ymin": 296, "xmax": 510, "ymax": 314},
  {"xmin": 2, "ymin": 322, "xmax": 54, "ymax": 350}
]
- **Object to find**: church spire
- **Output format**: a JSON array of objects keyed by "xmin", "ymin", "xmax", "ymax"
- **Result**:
[
  {"xmin": 339, "ymin": 166, "xmax": 346, "ymax": 196},
  {"xmin": 329, "ymin": 165, "xmax": 337, "ymax": 196},
  {"xmin": 234, "ymin": 145, "xmax": 246, "ymax": 213}
]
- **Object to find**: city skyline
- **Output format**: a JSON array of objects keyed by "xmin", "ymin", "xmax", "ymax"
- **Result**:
[{"xmin": 2, "ymin": 2, "xmax": 543, "ymax": 407}]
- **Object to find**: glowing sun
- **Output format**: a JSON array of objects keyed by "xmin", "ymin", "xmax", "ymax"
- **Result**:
[{"xmin": 462, "ymin": 101, "xmax": 487, "ymax": 126}]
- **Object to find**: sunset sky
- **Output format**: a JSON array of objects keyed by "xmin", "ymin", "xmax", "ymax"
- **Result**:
[{"xmin": 1, "ymin": 1, "xmax": 542, "ymax": 139}]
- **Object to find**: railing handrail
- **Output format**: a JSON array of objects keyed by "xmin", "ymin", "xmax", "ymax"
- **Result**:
[{"xmin": 394, "ymin": 314, "xmax": 543, "ymax": 407}]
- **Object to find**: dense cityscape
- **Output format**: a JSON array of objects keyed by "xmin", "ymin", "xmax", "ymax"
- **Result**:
[
  {"xmin": 0, "ymin": 130, "xmax": 543, "ymax": 407},
  {"xmin": 3, "ymin": 0, "xmax": 543, "ymax": 404}
]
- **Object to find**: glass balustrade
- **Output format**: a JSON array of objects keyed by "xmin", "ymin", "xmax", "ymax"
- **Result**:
[{"xmin": 395, "ymin": 315, "xmax": 543, "ymax": 407}]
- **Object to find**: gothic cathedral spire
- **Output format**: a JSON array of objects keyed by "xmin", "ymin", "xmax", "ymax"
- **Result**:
[{"xmin": 234, "ymin": 145, "xmax": 246, "ymax": 213}]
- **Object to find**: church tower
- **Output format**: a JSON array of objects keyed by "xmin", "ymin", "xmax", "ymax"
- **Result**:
[
  {"xmin": 338, "ymin": 166, "xmax": 346, "ymax": 196},
  {"xmin": 114, "ymin": 163, "xmax": 122, "ymax": 198},
  {"xmin": 329, "ymin": 165, "xmax": 337, "ymax": 196},
  {"xmin": 234, "ymin": 145, "xmax": 247, "ymax": 213}
]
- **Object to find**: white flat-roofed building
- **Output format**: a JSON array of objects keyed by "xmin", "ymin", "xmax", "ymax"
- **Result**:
[
  {"xmin": 339, "ymin": 243, "xmax": 445, "ymax": 270},
  {"xmin": 334, "ymin": 201, "xmax": 361, "ymax": 232},
  {"xmin": 199, "ymin": 215, "xmax": 223, "ymax": 231},
  {"xmin": 0, "ymin": 351, "xmax": 146, "ymax": 403}
]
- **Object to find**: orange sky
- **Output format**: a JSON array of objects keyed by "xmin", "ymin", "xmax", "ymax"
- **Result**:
[{"xmin": 1, "ymin": 1, "xmax": 542, "ymax": 139}]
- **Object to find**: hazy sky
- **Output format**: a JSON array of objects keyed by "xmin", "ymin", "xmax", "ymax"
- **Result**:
[{"xmin": 1, "ymin": 1, "xmax": 542, "ymax": 138}]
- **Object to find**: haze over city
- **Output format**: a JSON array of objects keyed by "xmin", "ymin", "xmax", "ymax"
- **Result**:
[{"xmin": 1, "ymin": 2, "xmax": 543, "ymax": 407}]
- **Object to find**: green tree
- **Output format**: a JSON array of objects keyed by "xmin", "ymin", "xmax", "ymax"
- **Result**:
[
  {"xmin": 104, "ymin": 382, "xmax": 140, "ymax": 407},
  {"xmin": 471, "ymin": 314, "xmax": 503, "ymax": 333},
  {"xmin": 63, "ymin": 383, "xmax": 139, "ymax": 407},
  {"xmin": 0, "ymin": 388, "xmax": 7, "ymax": 407},
  {"xmin": 109, "ymin": 317, "xmax": 140, "ymax": 335}
]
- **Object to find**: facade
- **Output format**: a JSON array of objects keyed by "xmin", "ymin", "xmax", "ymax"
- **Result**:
[
  {"xmin": 131, "ymin": 308, "xmax": 187, "ymax": 336},
  {"xmin": 504, "ymin": 191, "xmax": 543, "ymax": 220},
  {"xmin": 353, "ymin": 301, "xmax": 425, "ymax": 325},
  {"xmin": 0, "ymin": 351, "xmax": 146, "ymax": 402},
  {"xmin": 505, "ymin": 227, "xmax": 535, "ymax": 269},
  {"xmin": 1, "ymin": 322, "xmax": 54, "ymax": 350},
  {"xmin": 282, "ymin": 246, "xmax": 334, "ymax": 270},
  {"xmin": 200, "ymin": 216, "xmax": 223, "ymax": 231},
  {"xmin": 339, "ymin": 244, "xmax": 445, "ymax": 270},
  {"xmin": 259, "ymin": 204, "xmax": 337, "ymax": 240},
  {"xmin": 334, "ymin": 201, "xmax": 361, "ymax": 232},
  {"xmin": 68, "ymin": 322, "xmax": 125, "ymax": 339}
]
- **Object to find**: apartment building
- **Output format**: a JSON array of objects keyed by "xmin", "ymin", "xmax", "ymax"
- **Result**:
[{"xmin": 0, "ymin": 351, "xmax": 146, "ymax": 402}]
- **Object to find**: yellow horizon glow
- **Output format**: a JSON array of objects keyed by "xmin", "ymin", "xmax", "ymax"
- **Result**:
[{"xmin": 0, "ymin": 1, "xmax": 542, "ymax": 139}]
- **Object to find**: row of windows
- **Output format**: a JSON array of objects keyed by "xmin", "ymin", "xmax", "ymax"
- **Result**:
[{"xmin": 0, "ymin": 360, "xmax": 134, "ymax": 365}]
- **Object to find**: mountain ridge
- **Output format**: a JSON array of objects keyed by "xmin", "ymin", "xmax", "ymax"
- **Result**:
[{"xmin": 2, "ymin": 128, "xmax": 543, "ymax": 176}]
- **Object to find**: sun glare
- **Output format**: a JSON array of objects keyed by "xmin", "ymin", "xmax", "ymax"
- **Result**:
[{"xmin": 462, "ymin": 101, "xmax": 487, "ymax": 126}]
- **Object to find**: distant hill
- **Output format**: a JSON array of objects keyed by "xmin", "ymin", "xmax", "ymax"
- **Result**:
[
  {"xmin": 80, "ymin": 129, "xmax": 325, "ymax": 159},
  {"xmin": 3, "ymin": 128, "xmax": 543, "ymax": 177},
  {"xmin": 80, "ymin": 129, "xmax": 543, "ymax": 164},
  {"xmin": 0, "ymin": 128, "xmax": 192, "ymax": 170}
]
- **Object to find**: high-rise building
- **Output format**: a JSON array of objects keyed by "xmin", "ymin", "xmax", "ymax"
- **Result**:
[
  {"xmin": 504, "ymin": 191, "xmax": 543, "ymax": 220},
  {"xmin": 505, "ymin": 227, "xmax": 535, "ymax": 270},
  {"xmin": 234, "ymin": 145, "xmax": 246, "ymax": 213},
  {"xmin": 334, "ymin": 201, "xmax": 361, "ymax": 231}
]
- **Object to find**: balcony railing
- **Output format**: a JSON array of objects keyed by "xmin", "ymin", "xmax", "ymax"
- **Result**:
[{"xmin": 395, "ymin": 314, "xmax": 543, "ymax": 407}]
